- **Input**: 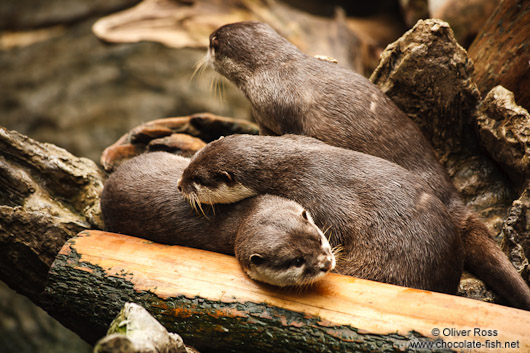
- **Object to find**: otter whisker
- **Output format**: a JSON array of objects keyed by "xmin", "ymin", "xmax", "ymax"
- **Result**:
[
  {"xmin": 208, "ymin": 194, "xmax": 216, "ymax": 216},
  {"xmin": 189, "ymin": 53, "xmax": 211, "ymax": 84},
  {"xmin": 331, "ymin": 245, "xmax": 344, "ymax": 265},
  {"xmin": 196, "ymin": 199, "xmax": 211, "ymax": 220}
]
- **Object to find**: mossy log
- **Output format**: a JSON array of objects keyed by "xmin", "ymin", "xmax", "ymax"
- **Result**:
[{"xmin": 43, "ymin": 230, "xmax": 530, "ymax": 352}]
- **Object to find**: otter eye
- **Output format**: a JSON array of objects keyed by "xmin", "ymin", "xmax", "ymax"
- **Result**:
[
  {"xmin": 293, "ymin": 257, "xmax": 305, "ymax": 267},
  {"xmin": 191, "ymin": 176, "xmax": 204, "ymax": 185},
  {"xmin": 216, "ymin": 170, "xmax": 233, "ymax": 184},
  {"xmin": 301, "ymin": 210, "xmax": 309, "ymax": 220},
  {"xmin": 250, "ymin": 254, "xmax": 264, "ymax": 266},
  {"xmin": 210, "ymin": 36, "xmax": 219, "ymax": 50}
]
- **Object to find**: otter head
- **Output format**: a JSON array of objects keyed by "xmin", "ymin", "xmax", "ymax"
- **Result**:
[
  {"xmin": 236, "ymin": 196, "xmax": 335, "ymax": 287},
  {"xmin": 177, "ymin": 135, "xmax": 260, "ymax": 206},
  {"xmin": 207, "ymin": 21, "xmax": 302, "ymax": 87}
]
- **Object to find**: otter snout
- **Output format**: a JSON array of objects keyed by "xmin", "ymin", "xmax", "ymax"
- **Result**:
[
  {"xmin": 318, "ymin": 232, "xmax": 336, "ymax": 273},
  {"xmin": 176, "ymin": 177, "xmax": 182, "ymax": 192},
  {"xmin": 320, "ymin": 256, "xmax": 335, "ymax": 273}
]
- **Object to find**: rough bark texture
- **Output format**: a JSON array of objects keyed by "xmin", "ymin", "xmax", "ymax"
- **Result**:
[
  {"xmin": 468, "ymin": 0, "xmax": 530, "ymax": 110},
  {"xmin": 430, "ymin": 0, "xmax": 500, "ymax": 48},
  {"xmin": 0, "ymin": 126, "xmax": 104, "ymax": 303},
  {"xmin": 476, "ymin": 85, "xmax": 530, "ymax": 188},
  {"xmin": 100, "ymin": 113, "xmax": 259, "ymax": 172},
  {"xmin": 43, "ymin": 230, "xmax": 530, "ymax": 353}
]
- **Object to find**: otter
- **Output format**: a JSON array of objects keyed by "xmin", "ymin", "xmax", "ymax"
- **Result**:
[
  {"xmin": 204, "ymin": 21, "xmax": 530, "ymax": 310},
  {"xmin": 100, "ymin": 152, "xmax": 335, "ymax": 287},
  {"xmin": 177, "ymin": 134, "xmax": 464, "ymax": 294}
]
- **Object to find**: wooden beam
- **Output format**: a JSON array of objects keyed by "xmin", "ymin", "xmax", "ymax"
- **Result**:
[{"xmin": 43, "ymin": 230, "xmax": 530, "ymax": 352}]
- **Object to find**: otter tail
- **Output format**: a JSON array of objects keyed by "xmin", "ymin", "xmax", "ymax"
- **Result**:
[{"xmin": 462, "ymin": 212, "xmax": 530, "ymax": 310}]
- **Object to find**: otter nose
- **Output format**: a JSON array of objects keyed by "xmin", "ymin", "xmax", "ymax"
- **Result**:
[
  {"xmin": 176, "ymin": 177, "xmax": 182, "ymax": 192},
  {"xmin": 320, "ymin": 257, "xmax": 335, "ymax": 272}
]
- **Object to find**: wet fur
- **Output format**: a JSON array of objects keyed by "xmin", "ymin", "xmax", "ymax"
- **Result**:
[
  {"xmin": 208, "ymin": 22, "xmax": 530, "ymax": 309},
  {"xmin": 180, "ymin": 135, "xmax": 464, "ymax": 294},
  {"xmin": 100, "ymin": 152, "xmax": 334, "ymax": 287}
]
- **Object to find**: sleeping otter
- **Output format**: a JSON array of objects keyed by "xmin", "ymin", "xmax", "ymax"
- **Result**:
[{"xmin": 100, "ymin": 152, "xmax": 335, "ymax": 287}]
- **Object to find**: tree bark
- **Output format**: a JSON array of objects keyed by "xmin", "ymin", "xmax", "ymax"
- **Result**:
[
  {"xmin": 0, "ymin": 126, "xmax": 104, "ymax": 303},
  {"xmin": 467, "ymin": 0, "xmax": 530, "ymax": 110},
  {"xmin": 42, "ymin": 230, "xmax": 530, "ymax": 352}
]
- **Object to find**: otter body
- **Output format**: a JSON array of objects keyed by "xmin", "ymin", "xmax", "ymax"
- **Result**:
[
  {"xmin": 100, "ymin": 152, "xmax": 335, "ymax": 287},
  {"xmin": 178, "ymin": 135, "xmax": 464, "ymax": 294},
  {"xmin": 206, "ymin": 22, "xmax": 530, "ymax": 309}
]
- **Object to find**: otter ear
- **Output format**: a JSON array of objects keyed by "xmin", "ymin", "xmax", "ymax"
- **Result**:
[
  {"xmin": 250, "ymin": 254, "xmax": 265, "ymax": 266},
  {"xmin": 218, "ymin": 170, "xmax": 234, "ymax": 184}
]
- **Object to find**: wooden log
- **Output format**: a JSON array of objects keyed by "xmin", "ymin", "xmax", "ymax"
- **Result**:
[
  {"xmin": 43, "ymin": 230, "xmax": 530, "ymax": 352},
  {"xmin": 468, "ymin": 0, "xmax": 530, "ymax": 110}
]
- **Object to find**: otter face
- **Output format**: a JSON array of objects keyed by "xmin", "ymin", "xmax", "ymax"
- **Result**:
[
  {"xmin": 208, "ymin": 21, "xmax": 299, "ymax": 86},
  {"xmin": 177, "ymin": 137, "xmax": 257, "ymax": 206},
  {"xmin": 177, "ymin": 168, "xmax": 255, "ymax": 206},
  {"xmin": 236, "ymin": 199, "xmax": 336, "ymax": 287}
]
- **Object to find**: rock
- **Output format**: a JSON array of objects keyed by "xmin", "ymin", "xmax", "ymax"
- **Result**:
[
  {"xmin": 0, "ymin": 281, "xmax": 92, "ymax": 353},
  {"xmin": 371, "ymin": 19, "xmax": 480, "ymax": 156},
  {"xmin": 369, "ymin": 18, "xmax": 524, "ymax": 304},
  {"xmin": 94, "ymin": 303, "xmax": 189, "ymax": 353},
  {"xmin": 501, "ymin": 189, "xmax": 530, "ymax": 283},
  {"xmin": 370, "ymin": 19, "xmax": 513, "ymax": 230},
  {"xmin": 0, "ymin": 18, "xmax": 251, "ymax": 162},
  {"xmin": 476, "ymin": 86, "xmax": 530, "ymax": 188},
  {"xmin": 457, "ymin": 273, "xmax": 496, "ymax": 304},
  {"xmin": 0, "ymin": 0, "xmax": 139, "ymax": 30}
]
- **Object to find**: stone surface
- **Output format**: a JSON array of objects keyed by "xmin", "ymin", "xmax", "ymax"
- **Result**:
[
  {"xmin": 501, "ymin": 189, "xmax": 530, "ymax": 283},
  {"xmin": 457, "ymin": 273, "xmax": 496, "ymax": 304},
  {"xmin": 476, "ymin": 85, "xmax": 530, "ymax": 187},
  {"xmin": 0, "ymin": 18, "xmax": 251, "ymax": 163},
  {"xmin": 0, "ymin": 0, "xmax": 139, "ymax": 30},
  {"xmin": 370, "ymin": 19, "xmax": 513, "ymax": 231},
  {"xmin": 94, "ymin": 303, "xmax": 187, "ymax": 353},
  {"xmin": 0, "ymin": 281, "xmax": 91, "ymax": 353}
]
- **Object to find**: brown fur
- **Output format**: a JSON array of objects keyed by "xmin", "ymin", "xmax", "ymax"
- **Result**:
[
  {"xmin": 207, "ymin": 21, "xmax": 530, "ymax": 309},
  {"xmin": 179, "ymin": 134, "xmax": 464, "ymax": 294},
  {"xmin": 100, "ymin": 152, "xmax": 334, "ymax": 287}
]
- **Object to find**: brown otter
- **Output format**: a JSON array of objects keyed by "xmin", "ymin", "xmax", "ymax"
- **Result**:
[
  {"xmin": 178, "ymin": 134, "xmax": 464, "ymax": 294},
  {"xmin": 204, "ymin": 21, "xmax": 530, "ymax": 310},
  {"xmin": 100, "ymin": 151, "xmax": 335, "ymax": 287}
]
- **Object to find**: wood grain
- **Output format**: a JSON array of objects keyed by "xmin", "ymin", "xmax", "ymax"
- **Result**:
[{"xmin": 44, "ymin": 230, "xmax": 530, "ymax": 352}]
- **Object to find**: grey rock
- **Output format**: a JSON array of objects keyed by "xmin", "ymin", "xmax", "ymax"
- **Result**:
[
  {"xmin": 0, "ymin": 18, "xmax": 250, "ymax": 162},
  {"xmin": 476, "ymin": 85, "xmax": 530, "ymax": 187},
  {"xmin": 0, "ymin": 0, "xmax": 139, "ymax": 30}
]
